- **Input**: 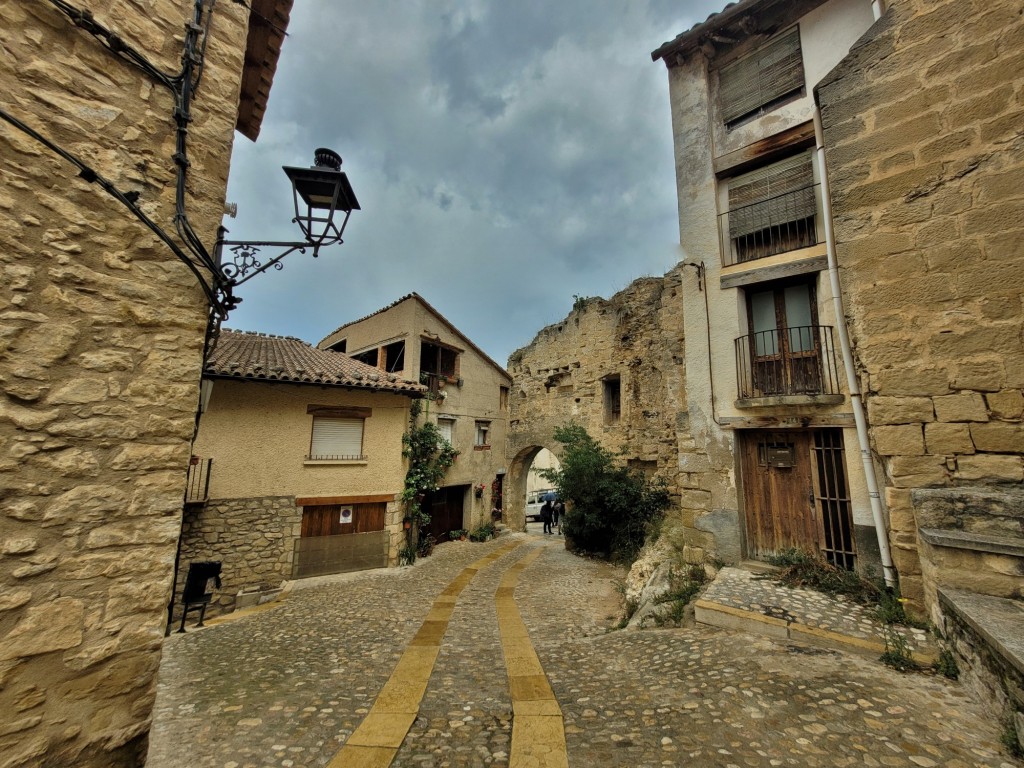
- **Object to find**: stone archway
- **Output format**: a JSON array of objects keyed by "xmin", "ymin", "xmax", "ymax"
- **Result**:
[{"xmin": 504, "ymin": 443, "xmax": 562, "ymax": 531}]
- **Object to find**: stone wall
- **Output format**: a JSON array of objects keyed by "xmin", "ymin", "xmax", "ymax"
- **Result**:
[
  {"xmin": 0, "ymin": 2, "xmax": 249, "ymax": 765},
  {"xmin": 817, "ymin": 0, "xmax": 1024, "ymax": 607},
  {"xmin": 506, "ymin": 271, "xmax": 689, "ymax": 539},
  {"xmin": 176, "ymin": 495, "xmax": 408, "ymax": 621},
  {"xmin": 177, "ymin": 497, "xmax": 300, "ymax": 620}
]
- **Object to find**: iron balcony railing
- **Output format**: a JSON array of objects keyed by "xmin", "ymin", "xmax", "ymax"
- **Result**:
[
  {"xmin": 735, "ymin": 325, "xmax": 842, "ymax": 399},
  {"xmin": 719, "ymin": 183, "xmax": 821, "ymax": 266},
  {"xmin": 185, "ymin": 457, "xmax": 212, "ymax": 504}
]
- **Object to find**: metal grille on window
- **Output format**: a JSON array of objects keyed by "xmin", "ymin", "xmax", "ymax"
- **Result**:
[
  {"xmin": 812, "ymin": 430, "xmax": 856, "ymax": 570},
  {"xmin": 727, "ymin": 152, "xmax": 817, "ymax": 262},
  {"xmin": 719, "ymin": 26, "xmax": 804, "ymax": 124},
  {"xmin": 309, "ymin": 417, "xmax": 364, "ymax": 460}
]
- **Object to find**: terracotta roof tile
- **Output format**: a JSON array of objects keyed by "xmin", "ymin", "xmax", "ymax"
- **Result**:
[{"xmin": 206, "ymin": 329, "xmax": 425, "ymax": 395}]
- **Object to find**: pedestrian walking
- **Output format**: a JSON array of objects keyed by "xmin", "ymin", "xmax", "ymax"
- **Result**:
[
  {"xmin": 540, "ymin": 500, "xmax": 553, "ymax": 534},
  {"xmin": 552, "ymin": 499, "xmax": 565, "ymax": 534}
]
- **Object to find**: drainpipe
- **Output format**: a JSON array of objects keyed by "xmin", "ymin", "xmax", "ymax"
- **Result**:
[
  {"xmin": 871, "ymin": 0, "xmax": 886, "ymax": 21},
  {"xmin": 813, "ymin": 106, "xmax": 897, "ymax": 588}
]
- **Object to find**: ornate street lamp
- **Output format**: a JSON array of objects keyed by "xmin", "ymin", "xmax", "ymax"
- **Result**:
[{"xmin": 216, "ymin": 147, "xmax": 360, "ymax": 290}]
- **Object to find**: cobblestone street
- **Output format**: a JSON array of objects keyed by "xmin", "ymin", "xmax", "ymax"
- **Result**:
[{"xmin": 147, "ymin": 532, "xmax": 1019, "ymax": 768}]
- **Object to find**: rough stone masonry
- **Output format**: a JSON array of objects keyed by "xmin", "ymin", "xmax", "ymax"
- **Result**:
[{"xmin": 0, "ymin": 2, "xmax": 251, "ymax": 765}]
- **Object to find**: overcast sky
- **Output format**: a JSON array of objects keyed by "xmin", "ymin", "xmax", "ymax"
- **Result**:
[{"xmin": 222, "ymin": 0, "xmax": 725, "ymax": 366}]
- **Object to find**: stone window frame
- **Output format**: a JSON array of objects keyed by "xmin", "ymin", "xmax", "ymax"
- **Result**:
[
  {"xmin": 474, "ymin": 420, "xmax": 491, "ymax": 449},
  {"xmin": 603, "ymin": 375, "xmax": 621, "ymax": 424}
]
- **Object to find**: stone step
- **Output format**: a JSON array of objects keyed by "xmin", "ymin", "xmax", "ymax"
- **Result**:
[{"xmin": 919, "ymin": 528, "xmax": 1024, "ymax": 558}]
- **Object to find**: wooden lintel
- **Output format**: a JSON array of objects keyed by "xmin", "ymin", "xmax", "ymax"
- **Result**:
[
  {"xmin": 715, "ymin": 121, "xmax": 816, "ymax": 177},
  {"xmin": 720, "ymin": 253, "xmax": 827, "ymax": 289},
  {"xmin": 295, "ymin": 494, "xmax": 396, "ymax": 507},
  {"xmin": 717, "ymin": 413, "xmax": 855, "ymax": 430}
]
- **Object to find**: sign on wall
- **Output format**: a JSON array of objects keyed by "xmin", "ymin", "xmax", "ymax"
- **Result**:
[{"xmin": 339, "ymin": 506, "xmax": 354, "ymax": 525}]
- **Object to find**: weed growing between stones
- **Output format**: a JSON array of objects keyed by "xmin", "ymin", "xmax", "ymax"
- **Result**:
[
  {"xmin": 650, "ymin": 564, "xmax": 708, "ymax": 628},
  {"xmin": 880, "ymin": 625, "xmax": 918, "ymax": 672},
  {"xmin": 932, "ymin": 649, "xmax": 960, "ymax": 680},
  {"xmin": 1001, "ymin": 716, "xmax": 1024, "ymax": 759}
]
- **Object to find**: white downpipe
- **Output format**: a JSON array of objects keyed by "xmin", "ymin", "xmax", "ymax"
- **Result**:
[
  {"xmin": 814, "ymin": 107, "xmax": 897, "ymax": 587},
  {"xmin": 871, "ymin": 0, "xmax": 886, "ymax": 21}
]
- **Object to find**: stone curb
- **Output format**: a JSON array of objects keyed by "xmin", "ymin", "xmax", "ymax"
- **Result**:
[{"xmin": 694, "ymin": 599, "xmax": 938, "ymax": 665}]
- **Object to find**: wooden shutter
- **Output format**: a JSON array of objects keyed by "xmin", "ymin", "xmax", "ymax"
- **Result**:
[
  {"xmin": 310, "ymin": 417, "xmax": 364, "ymax": 459},
  {"xmin": 720, "ymin": 26, "xmax": 804, "ymax": 124},
  {"xmin": 728, "ymin": 152, "xmax": 815, "ymax": 238}
]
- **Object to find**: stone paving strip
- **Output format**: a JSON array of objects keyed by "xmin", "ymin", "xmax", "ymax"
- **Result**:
[
  {"xmin": 327, "ymin": 540, "xmax": 525, "ymax": 768},
  {"xmin": 496, "ymin": 546, "xmax": 569, "ymax": 768},
  {"xmin": 698, "ymin": 567, "xmax": 936, "ymax": 663}
]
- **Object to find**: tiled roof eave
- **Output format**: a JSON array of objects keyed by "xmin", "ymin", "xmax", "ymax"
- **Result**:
[{"xmin": 203, "ymin": 371, "xmax": 426, "ymax": 395}]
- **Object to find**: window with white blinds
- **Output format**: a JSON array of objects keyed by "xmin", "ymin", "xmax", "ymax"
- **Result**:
[
  {"xmin": 719, "ymin": 26, "xmax": 804, "ymax": 125},
  {"xmin": 309, "ymin": 417, "xmax": 365, "ymax": 460},
  {"xmin": 437, "ymin": 418, "xmax": 455, "ymax": 444}
]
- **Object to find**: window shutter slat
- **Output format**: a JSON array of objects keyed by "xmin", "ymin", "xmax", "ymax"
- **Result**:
[
  {"xmin": 310, "ymin": 417, "xmax": 364, "ymax": 459},
  {"xmin": 729, "ymin": 152, "xmax": 815, "ymax": 238},
  {"xmin": 720, "ymin": 27, "xmax": 804, "ymax": 124}
]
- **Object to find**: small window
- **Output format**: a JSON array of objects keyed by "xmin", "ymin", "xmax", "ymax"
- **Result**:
[
  {"xmin": 309, "ymin": 416, "xmax": 365, "ymax": 460},
  {"xmin": 603, "ymin": 376, "xmax": 621, "ymax": 424},
  {"xmin": 352, "ymin": 349, "xmax": 378, "ymax": 367},
  {"xmin": 726, "ymin": 151, "xmax": 817, "ymax": 263},
  {"xmin": 384, "ymin": 341, "xmax": 405, "ymax": 373},
  {"xmin": 499, "ymin": 386, "xmax": 509, "ymax": 410},
  {"xmin": 327, "ymin": 339, "xmax": 347, "ymax": 353},
  {"xmin": 719, "ymin": 26, "xmax": 804, "ymax": 126},
  {"xmin": 437, "ymin": 417, "xmax": 455, "ymax": 444},
  {"xmin": 475, "ymin": 421, "xmax": 490, "ymax": 447}
]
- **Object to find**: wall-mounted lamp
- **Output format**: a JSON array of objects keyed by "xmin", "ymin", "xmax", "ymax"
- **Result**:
[{"xmin": 216, "ymin": 148, "xmax": 360, "ymax": 292}]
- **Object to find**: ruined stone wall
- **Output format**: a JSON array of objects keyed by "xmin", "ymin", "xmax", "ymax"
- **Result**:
[
  {"xmin": 0, "ymin": 2, "xmax": 249, "ymax": 765},
  {"xmin": 818, "ymin": 0, "xmax": 1024, "ymax": 607},
  {"xmin": 506, "ymin": 271, "xmax": 687, "ymax": 532}
]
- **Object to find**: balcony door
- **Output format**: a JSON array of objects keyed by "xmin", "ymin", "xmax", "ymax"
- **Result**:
[{"xmin": 747, "ymin": 281, "xmax": 821, "ymax": 396}]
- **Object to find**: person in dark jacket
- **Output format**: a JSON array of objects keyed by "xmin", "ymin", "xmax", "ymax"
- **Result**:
[{"xmin": 540, "ymin": 500, "xmax": 553, "ymax": 534}]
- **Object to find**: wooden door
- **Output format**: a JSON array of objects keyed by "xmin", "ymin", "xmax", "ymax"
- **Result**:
[
  {"xmin": 423, "ymin": 485, "xmax": 466, "ymax": 541},
  {"xmin": 740, "ymin": 430, "xmax": 819, "ymax": 560}
]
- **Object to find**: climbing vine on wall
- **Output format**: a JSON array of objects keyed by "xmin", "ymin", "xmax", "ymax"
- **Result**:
[{"xmin": 402, "ymin": 399, "xmax": 459, "ymax": 534}]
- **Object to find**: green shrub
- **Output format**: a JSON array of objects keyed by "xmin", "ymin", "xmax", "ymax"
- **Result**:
[
  {"xmin": 468, "ymin": 522, "xmax": 495, "ymax": 542},
  {"xmin": 540, "ymin": 423, "xmax": 671, "ymax": 563}
]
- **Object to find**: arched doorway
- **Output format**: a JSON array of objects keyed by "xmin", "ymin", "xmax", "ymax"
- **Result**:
[{"xmin": 505, "ymin": 444, "xmax": 561, "ymax": 531}]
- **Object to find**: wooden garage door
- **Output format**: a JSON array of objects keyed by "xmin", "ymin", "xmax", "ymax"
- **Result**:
[{"xmin": 294, "ymin": 503, "xmax": 388, "ymax": 578}]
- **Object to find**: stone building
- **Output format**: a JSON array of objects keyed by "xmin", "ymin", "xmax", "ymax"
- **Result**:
[
  {"xmin": 650, "ymin": 0, "xmax": 1023, "ymax": 735},
  {"xmin": 319, "ymin": 294, "xmax": 512, "ymax": 540},
  {"xmin": 652, "ymin": 0, "xmax": 889, "ymax": 578},
  {"xmin": 178, "ymin": 330, "xmax": 425, "ymax": 618},
  {"xmin": 0, "ymin": 1, "xmax": 291, "ymax": 765},
  {"xmin": 506, "ymin": 275, "xmax": 687, "ymax": 533}
]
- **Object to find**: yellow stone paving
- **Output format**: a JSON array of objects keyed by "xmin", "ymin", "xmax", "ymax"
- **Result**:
[
  {"xmin": 497, "ymin": 546, "xmax": 569, "ymax": 768},
  {"xmin": 326, "ymin": 540, "xmax": 523, "ymax": 768}
]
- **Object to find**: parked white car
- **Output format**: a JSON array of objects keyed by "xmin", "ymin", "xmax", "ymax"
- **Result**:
[{"xmin": 525, "ymin": 490, "xmax": 554, "ymax": 522}]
